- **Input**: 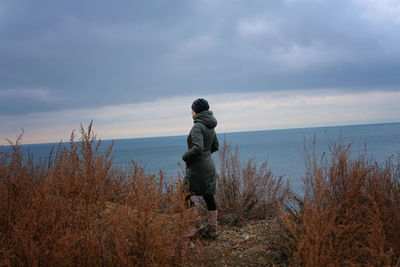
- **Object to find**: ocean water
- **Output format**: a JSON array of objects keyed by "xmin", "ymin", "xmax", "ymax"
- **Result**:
[{"xmin": 4, "ymin": 122, "xmax": 400, "ymax": 193}]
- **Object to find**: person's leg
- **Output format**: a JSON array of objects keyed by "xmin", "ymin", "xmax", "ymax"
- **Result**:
[
  {"xmin": 203, "ymin": 195, "xmax": 216, "ymax": 211},
  {"xmin": 185, "ymin": 195, "xmax": 204, "ymax": 238},
  {"xmin": 203, "ymin": 195, "xmax": 217, "ymax": 238}
]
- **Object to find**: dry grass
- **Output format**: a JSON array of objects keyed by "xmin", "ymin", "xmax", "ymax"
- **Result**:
[
  {"xmin": 0, "ymin": 123, "xmax": 206, "ymax": 266},
  {"xmin": 215, "ymin": 139, "xmax": 291, "ymax": 226},
  {"xmin": 282, "ymin": 141, "xmax": 400, "ymax": 266}
]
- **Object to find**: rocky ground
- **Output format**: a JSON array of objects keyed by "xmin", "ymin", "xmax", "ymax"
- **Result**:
[{"xmin": 199, "ymin": 217, "xmax": 292, "ymax": 266}]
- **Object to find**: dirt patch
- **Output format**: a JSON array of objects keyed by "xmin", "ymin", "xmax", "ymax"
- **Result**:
[{"xmin": 199, "ymin": 217, "xmax": 291, "ymax": 266}]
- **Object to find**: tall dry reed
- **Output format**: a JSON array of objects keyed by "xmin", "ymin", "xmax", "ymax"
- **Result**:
[
  {"xmin": 0, "ymin": 123, "xmax": 205, "ymax": 266},
  {"xmin": 215, "ymin": 139, "xmax": 291, "ymax": 225},
  {"xmin": 282, "ymin": 141, "xmax": 400, "ymax": 266}
]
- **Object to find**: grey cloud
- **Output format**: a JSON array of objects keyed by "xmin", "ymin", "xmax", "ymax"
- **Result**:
[{"xmin": 1, "ymin": 0, "xmax": 400, "ymax": 115}]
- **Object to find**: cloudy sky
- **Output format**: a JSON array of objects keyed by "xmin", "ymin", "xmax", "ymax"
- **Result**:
[{"xmin": 1, "ymin": 0, "xmax": 400, "ymax": 144}]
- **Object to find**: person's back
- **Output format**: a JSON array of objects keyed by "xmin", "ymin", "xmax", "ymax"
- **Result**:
[{"xmin": 193, "ymin": 110, "xmax": 218, "ymax": 152}]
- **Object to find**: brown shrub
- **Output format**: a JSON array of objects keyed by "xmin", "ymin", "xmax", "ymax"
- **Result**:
[
  {"xmin": 282, "ymin": 142, "xmax": 400, "ymax": 266},
  {"xmin": 0, "ymin": 123, "xmax": 206, "ymax": 266},
  {"xmin": 215, "ymin": 139, "xmax": 291, "ymax": 225}
]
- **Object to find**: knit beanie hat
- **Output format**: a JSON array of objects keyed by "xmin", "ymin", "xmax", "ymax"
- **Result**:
[{"xmin": 191, "ymin": 98, "xmax": 210, "ymax": 113}]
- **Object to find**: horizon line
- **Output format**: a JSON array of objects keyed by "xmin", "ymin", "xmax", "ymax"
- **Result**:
[{"xmin": 4, "ymin": 120, "xmax": 399, "ymax": 147}]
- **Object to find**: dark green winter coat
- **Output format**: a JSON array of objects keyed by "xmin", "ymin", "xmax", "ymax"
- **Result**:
[{"xmin": 182, "ymin": 110, "xmax": 219, "ymax": 196}]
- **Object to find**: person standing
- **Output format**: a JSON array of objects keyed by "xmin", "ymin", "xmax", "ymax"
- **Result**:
[{"xmin": 183, "ymin": 98, "xmax": 219, "ymax": 239}]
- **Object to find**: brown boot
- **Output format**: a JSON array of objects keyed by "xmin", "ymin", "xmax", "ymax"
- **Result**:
[
  {"xmin": 185, "ymin": 206, "xmax": 205, "ymax": 238},
  {"xmin": 202, "ymin": 210, "xmax": 217, "ymax": 239}
]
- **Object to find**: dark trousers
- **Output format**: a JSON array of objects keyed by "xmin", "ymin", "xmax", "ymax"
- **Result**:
[{"xmin": 185, "ymin": 194, "xmax": 217, "ymax": 211}]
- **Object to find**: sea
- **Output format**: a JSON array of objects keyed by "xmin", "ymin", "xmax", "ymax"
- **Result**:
[{"xmin": 3, "ymin": 122, "xmax": 400, "ymax": 193}]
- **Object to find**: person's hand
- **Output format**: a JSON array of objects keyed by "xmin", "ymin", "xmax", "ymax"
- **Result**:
[{"xmin": 185, "ymin": 161, "xmax": 190, "ymax": 169}]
